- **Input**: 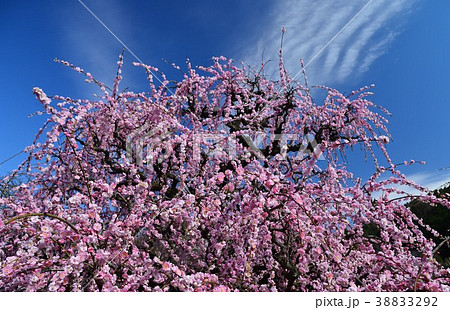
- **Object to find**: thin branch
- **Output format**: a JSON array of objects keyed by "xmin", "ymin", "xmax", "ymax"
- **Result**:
[{"xmin": 4, "ymin": 212, "xmax": 80, "ymax": 234}]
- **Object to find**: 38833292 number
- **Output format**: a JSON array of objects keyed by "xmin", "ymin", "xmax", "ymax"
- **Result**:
[{"xmin": 375, "ymin": 296, "xmax": 437, "ymax": 307}]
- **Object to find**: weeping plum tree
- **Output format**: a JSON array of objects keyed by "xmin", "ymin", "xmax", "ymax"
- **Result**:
[{"xmin": 1, "ymin": 49, "xmax": 449, "ymax": 292}]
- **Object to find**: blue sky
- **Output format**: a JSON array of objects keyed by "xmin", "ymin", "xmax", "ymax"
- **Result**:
[{"xmin": 1, "ymin": 0, "xmax": 450, "ymax": 190}]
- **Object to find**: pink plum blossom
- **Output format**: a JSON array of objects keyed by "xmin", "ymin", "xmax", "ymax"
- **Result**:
[{"xmin": 0, "ymin": 51, "xmax": 449, "ymax": 292}]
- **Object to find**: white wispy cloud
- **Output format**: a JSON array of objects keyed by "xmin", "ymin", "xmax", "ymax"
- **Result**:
[
  {"xmin": 242, "ymin": 0, "xmax": 418, "ymax": 85},
  {"xmin": 58, "ymin": 0, "xmax": 137, "ymax": 93},
  {"xmin": 406, "ymin": 170, "xmax": 450, "ymax": 192}
]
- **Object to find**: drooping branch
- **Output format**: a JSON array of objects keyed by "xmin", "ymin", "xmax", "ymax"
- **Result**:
[{"xmin": 4, "ymin": 212, "xmax": 80, "ymax": 234}]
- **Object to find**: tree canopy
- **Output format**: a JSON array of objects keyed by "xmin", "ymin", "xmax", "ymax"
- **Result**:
[{"xmin": 1, "ymin": 51, "xmax": 449, "ymax": 291}]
